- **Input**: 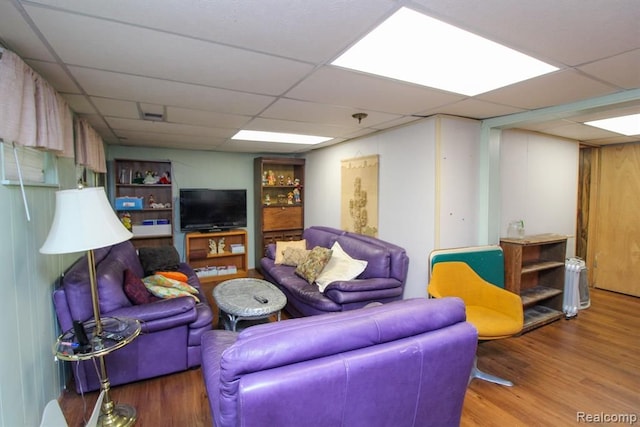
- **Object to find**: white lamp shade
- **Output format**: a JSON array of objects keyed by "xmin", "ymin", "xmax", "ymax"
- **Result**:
[{"xmin": 40, "ymin": 187, "xmax": 133, "ymax": 254}]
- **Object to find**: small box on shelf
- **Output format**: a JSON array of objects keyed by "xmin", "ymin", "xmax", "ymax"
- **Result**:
[
  {"xmin": 115, "ymin": 197, "xmax": 144, "ymax": 210},
  {"xmin": 230, "ymin": 243, "xmax": 245, "ymax": 254}
]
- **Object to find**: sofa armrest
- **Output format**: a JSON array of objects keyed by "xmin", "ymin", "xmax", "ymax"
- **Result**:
[
  {"xmin": 324, "ymin": 278, "xmax": 404, "ymax": 304},
  {"xmin": 106, "ymin": 297, "xmax": 197, "ymax": 333},
  {"xmin": 265, "ymin": 243, "xmax": 277, "ymax": 260}
]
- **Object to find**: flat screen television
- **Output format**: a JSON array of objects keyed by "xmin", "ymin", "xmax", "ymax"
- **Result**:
[{"xmin": 179, "ymin": 188, "xmax": 247, "ymax": 232}]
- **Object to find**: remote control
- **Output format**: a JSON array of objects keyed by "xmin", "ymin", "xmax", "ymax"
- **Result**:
[
  {"xmin": 102, "ymin": 331, "xmax": 125, "ymax": 341},
  {"xmin": 253, "ymin": 295, "xmax": 269, "ymax": 304}
]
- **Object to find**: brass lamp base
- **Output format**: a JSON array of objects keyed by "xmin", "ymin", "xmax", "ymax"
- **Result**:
[{"xmin": 99, "ymin": 403, "xmax": 137, "ymax": 427}]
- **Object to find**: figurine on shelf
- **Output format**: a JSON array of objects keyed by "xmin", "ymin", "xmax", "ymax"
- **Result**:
[
  {"xmin": 218, "ymin": 237, "xmax": 226, "ymax": 254},
  {"xmin": 158, "ymin": 171, "xmax": 171, "ymax": 184},
  {"xmin": 278, "ymin": 175, "xmax": 285, "ymax": 185},
  {"xmin": 264, "ymin": 194, "xmax": 271, "ymax": 206},
  {"xmin": 132, "ymin": 171, "xmax": 144, "ymax": 184},
  {"xmin": 267, "ymin": 170, "xmax": 276, "ymax": 186},
  {"xmin": 148, "ymin": 194, "xmax": 155, "ymax": 207},
  {"xmin": 143, "ymin": 171, "xmax": 159, "ymax": 184},
  {"xmin": 262, "ymin": 171, "xmax": 268, "ymax": 186},
  {"xmin": 287, "ymin": 192, "xmax": 294, "ymax": 204},
  {"xmin": 286, "ymin": 176, "xmax": 293, "ymax": 186},
  {"xmin": 208, "ymin": 239, "xmax": 217, "ymax": 255},
  {"xmin": 293, "ymin": 187, "xmax": 301, "ymax": 203},
  {"xmin": 294, "ymin": 178, "xmax": 301, "ymax": 188},
  {"xmin": 120, "ymin": 212, "xmax": 132, "ymax": 231}
]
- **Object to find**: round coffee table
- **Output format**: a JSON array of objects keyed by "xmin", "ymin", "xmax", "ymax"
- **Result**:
[{"xmin": 213, "ymin": 278, "xmax": 287, "ymax": 331}]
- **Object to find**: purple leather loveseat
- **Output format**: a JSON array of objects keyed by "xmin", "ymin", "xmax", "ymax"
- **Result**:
[
  {"xmin": 53, "ymin": 240, "xmax": 213, "ymax": 393},
  {"xmin": 260, "ymin": 226, "xmax": 409, "ymax": 317},
  {"xmin": 201, "ymin": 297, "xmax": 478, "ymax": 427}
]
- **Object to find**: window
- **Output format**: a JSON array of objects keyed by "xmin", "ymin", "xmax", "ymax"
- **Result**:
[{"xmin": 1, "ymin": 141, "xmax": 58, "ymax": 186}]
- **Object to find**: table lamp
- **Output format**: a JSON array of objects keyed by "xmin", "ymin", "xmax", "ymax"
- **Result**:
[{"xmin": 40, "ymin": 186, "xmax": 137, "ymax": 426}]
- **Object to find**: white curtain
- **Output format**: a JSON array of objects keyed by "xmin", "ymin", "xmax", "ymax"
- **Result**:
[
  {"xmin": 75, "ymin": 117, "xmax": 107, "ymax": 173},
  {"xmin": 0, "ymin": 49, "xmax": 74, "ymax": 157}
]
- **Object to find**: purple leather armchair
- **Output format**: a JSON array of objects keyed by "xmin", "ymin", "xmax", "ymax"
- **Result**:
[
  {"xmin": 260, "ymin": 226, "xmax": 409, "ymax": 316},
  {"xmin": 53, "ymin": 240, "xmax": 213, "ymax": 393},
  {"xmin": 201, "ymin": 297, "xmax": 477, "ymax": 427}
]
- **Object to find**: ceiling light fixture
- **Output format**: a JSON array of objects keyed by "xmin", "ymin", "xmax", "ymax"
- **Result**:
[
  {"xmin": 232, "ymin": 130, "xmax": 332, "ymax": 145},
  {"xmin": 352, "ymin": 113, "xmax": 368, "ymax": 124},
  {"xmin": 332, "ymin": 7, "xmax": 558, "ymax": 96},
  {"xmin": 584, "ymin": 113, "xmax": 640, "ymax": 136}
]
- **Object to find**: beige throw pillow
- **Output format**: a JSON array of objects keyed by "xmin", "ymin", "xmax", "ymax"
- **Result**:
[
  {"xmin": 315, "ymin": 241, "xmax": 368, "ymax": 292},
  {"xmin": 281, "ymin": 247, "xmax": 310, "ymax": 266},
  {"xmin": 275, "ymin": 239, "xmax": 307, "ymax": 264}
]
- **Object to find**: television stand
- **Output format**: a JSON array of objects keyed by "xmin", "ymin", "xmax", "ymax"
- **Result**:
[{"xmin": 186, "ymin": 229, "xmax": 248, "ymax": 284}]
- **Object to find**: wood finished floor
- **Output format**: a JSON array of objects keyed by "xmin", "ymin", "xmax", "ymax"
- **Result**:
[{"xmin": 59, "ymin": 288, "xmax": 639, "ymax": 426}]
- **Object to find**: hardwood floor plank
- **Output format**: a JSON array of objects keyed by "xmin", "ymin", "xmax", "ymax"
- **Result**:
[{"xmin": 59, "ymin": 289, "xmax": 639, "ymax": 427}]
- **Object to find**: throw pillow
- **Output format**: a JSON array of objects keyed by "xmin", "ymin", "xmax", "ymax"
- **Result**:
[
  {"xmin": 157, "ymin": 271, "xmax": 189, "ymax": 282},
  {"xmin": 138, "ymin": 246, "xmax": 181, "ymax": 276},
  {"xmin": 281, "ymin": 247, "xmax": 310, "ymax": 266},
  {"xmin": 295, "ymin": 246, "xmax": 333, "ymax": 284},
  {"xmin": 142, "ymin": 274, "xmax": 199, "ymax": 294},
  {"xmin": 315, "ymin": 242, "xmax": 368, "ymax": 292},
  {"xmin": 145, "ymin": 284, "xmax": 200, "ymax": 302},
  {"xmin": 123, "ymin": 269, "xmax": 160, "ymax": 305},
  {"xmin": 274, "ymin": 239, "xmax": 307, "ymax": 264}
]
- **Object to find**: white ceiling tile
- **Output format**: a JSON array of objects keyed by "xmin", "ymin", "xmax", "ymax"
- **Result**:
[
  {"xmin": 23, "ymin": 0, "xmax": 396, "ymax": 62},
  {"xmin": 92, "ymin": 98, "xmax": 140, "ymax": 119},
  {"xmin": 0, "ymin": 2, "xmax": 55, "ymax": 61},
  {"xmin": 412, "ymin": 0, "xmax": 640, "ymax": 66},
  {"xmin": 67, "ymin": 66, "xmax": 276, "ymax": 115},
  {"xmin": 106, "ymin": 117, "xmax": 235, "ymax": 139},
  {"xmin": 24, "ymin": 5, "xmax": 314, "ymax": 96},
  {"xmin": 476, "ymin": 70, "xmax": 620, "ymax": 110},
  {"xmin": 263, "ymin": 99, "xmax": 403, "ymax": 127},
  {"xmin": 289, "ymin": 67, "xmax": 465, "ymax": 115},
  {"xmin": 166, "ymin": 107, "xmax": 251, "ymax": 129},
  {"xmin": 63, "ymin": 94, "xmax": 97, "ymax": 114},
  {"xmin": 579, "ymin": 49, "xmax": 640, "ymax": 90},
  {"xmin": 244, "ymin": 117, "xmax": 347, "ymax": 139},
  {"xmin": 114, "ymin": 130, "xmax": 227, "ymax": 148}
]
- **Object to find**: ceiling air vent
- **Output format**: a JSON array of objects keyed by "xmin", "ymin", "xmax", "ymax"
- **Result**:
[{"xmin": 142, "ymin": 112, "xmax": 164, "ymax": 122}]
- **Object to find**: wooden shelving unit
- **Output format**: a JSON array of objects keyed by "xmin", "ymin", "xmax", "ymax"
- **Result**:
[
  {"xmin": 185, "ymin": 229, "xmax": 248, "ymax": 283},
  {"xmin": 112, "ymin": 158, "xmax": 174, "ymax": 248},
  {"xmin": 254, "ymin": 157, "xmax": 305, "ymax": 267},
  {"xmin": 500, "ymin": 234, "xmax": 568, "ymax": 333}
]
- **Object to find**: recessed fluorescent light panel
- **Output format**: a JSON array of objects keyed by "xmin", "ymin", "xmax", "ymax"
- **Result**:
[
  {"xmin": 232, "ymin": 130, "xmax": 332, "ymax": 145},
  {"xmin": 332, "ymin": 7, "xmax": 558, "ymax": 96},
  {"xmin": 584, "ymin": 114, "xmax": 640, "ymax": 136}
]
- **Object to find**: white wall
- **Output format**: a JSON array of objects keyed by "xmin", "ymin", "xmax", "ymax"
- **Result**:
[
  {"xmin": 500, "ymin": 130, "xmax": 579, "ymax": 256},
  {"xmin": 306, "ymin": 118, "xmax": 438, "ymax": 299}
]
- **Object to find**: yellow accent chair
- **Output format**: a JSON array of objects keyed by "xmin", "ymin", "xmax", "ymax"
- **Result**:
[{"xmin": 428, "ymin": 261, "xmax": 524, "ymax": 386}]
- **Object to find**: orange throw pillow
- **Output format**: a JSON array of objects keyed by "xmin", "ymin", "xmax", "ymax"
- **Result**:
[{"xmin": 157, "ymin": 271, "xmax": 189, "ymax": 282}]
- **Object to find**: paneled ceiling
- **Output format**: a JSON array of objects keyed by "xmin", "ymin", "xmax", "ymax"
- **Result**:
[{"xmin": 1, "ymin": 0, "xmax": 639, "ymax": 153}]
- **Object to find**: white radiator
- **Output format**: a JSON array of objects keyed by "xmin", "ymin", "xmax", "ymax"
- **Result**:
[{"xmin": 564, "ymin": 258, "xmax": 589, "ymax": 318}]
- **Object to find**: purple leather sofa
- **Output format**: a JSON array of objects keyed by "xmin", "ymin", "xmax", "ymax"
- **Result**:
[
  {"xmin": 53, "ymin": 240, "xmax": 213, "ymax": 393},
  {"xmin": 201, "ymin": 297, "xmax": 478, "ymax": 427},
  {"xmin": 260, "ymin": 226, "xmax": 409, "ymax": 317}
]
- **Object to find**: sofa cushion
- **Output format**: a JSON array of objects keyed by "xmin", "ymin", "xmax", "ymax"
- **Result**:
[
  {"xmin": 295, "ymin": 246, "xmax": 332, "ymax": 284},
  {"xmin": 124, "ymin": 269, "xmax": 160, "ymax": 305},
  {"xmin": 315, "ymin": 242, "xmax": 368, "ymax": 292},
  {"xmin": 274, "ymin": 239, "xmax": 306, "ymax": 264},
  {"xmin": 138, "ymin": 246, "xmax": 181, "ymax": 276}
]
